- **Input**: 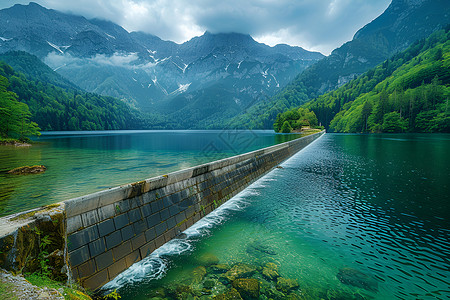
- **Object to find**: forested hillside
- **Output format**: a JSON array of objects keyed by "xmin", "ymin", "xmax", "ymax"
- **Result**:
[
  {"xmin": 0, "ymin": 53, "xmax": 147, "ymax": 133},
  {"xmin": 303, "ymin": 29, "xmax": 450, "ymax": 133}
]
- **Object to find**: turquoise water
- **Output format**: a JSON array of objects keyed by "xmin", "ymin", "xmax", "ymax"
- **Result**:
[
  {"xmin": 105, "ymin": 133, "xmax": 450, "ymax": 299},
  {"xmin": 0, "ymin": 130, "xmax": 301, "ymax": 217}
]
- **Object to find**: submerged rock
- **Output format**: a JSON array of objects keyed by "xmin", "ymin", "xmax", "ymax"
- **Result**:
[
  {"xmin": 8, "ymin": 165, "xmax": 46, "ymax": 175},
  {"xmin": 276, "ymin": 277, "xmax": 299, "ymax": 293},
  {"xmin": 262, "ymin": 262, "xmax": 279, "ymax": 281},
  {"xmin": 197, "ymin": 253, "xmax": 220, "ymax": 266},
  {"xmin": 223, "ymin": 264, "xmax": 257, "ymax": 282},
  {"xmin": 337, "ymin": 268, "xmax": 378, "ymax": 292},
  {"xmin": 232, "ymin": 278, "xmax": 260, "ymax": 299},
  {"xmin": 191, "ymin": 266, "xmax": 207, "ymax": 283},
  {"xmin": 209, "ymin": 264, "xmax": 230, "ymax": 274},
  {"xmin": 214, "ymin": 288, "xmax": 243, "ymax": 300},
  {"xmin": 246, "ymin": 240, "xmax": 277, "ymax": 257}
]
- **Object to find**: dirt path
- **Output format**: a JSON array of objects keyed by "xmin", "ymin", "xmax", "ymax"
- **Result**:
[{"xmin": 0, "ymin": 270, "xmax": 64, "ymax": 300}]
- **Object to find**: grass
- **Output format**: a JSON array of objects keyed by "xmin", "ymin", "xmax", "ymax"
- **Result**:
[
  {"xmin": 0, "ymin": 280, "xmax": 19, "ymax": 300},
  {"xmin": 25, "ymin": 273, "xmax": 92, "ymax": 300}
]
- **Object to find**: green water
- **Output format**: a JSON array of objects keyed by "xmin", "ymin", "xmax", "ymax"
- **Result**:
[
  {"xmin": 106, "ymin": 134, "xmax": 450, "ymax": 300},
  {"xmin": 0, "ymin": 130, "xmax": 301, "ymax": 217}
]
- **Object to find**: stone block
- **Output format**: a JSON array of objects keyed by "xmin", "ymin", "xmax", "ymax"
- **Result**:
[
  {"xmin": 128, "ymin": 208, "xmax": 142, "ymax": 223},
  {"xmin": 68, "ymin": 225, "xmax": 99, "ymax": 252},
  {"xmin": 117, "ymin": 199, "xmax": 130, "ymax": 214},
  {"xmin": 120, "ymin": 225, "xmax": 135, "ymax": 241},
  {"xmin": 166, "ymin": 217, "xmax": 176, "ymax": 230},
  {"xmin": 150, "ymin": 199, "xmax": 163, "ymax": 212},
  {"xmin": 146, "ymin": 213, "xmax": 161, "ymax": 228},
  {"xmin": 69, "ymin": 245, "xmax": 90, "ymax": 267},
  {"xmin": 95, "ymin": 250, "xmax": 114, "ymax": 270},
  {"xmin": 162, "ymin": 197, "xmax": 173, "ymax": 208},
  {"xmin": 88, "ymin": 238, "xmax": 106, "ymax": 257},
  {"xmin": 108, "ymin": 257, "xmax": 127, "ymax": 279},
  {"xmin": 83, "ymin": 268, "xmax": 109, "ymax": 292},
  {"xmin": 175, "ymin": 212, "xmax": 186, "ymax": 225},
  {"xmin": 139, "ymin": 240, "xmax": 156, "ymax": 258},
  {"xmin": 131, "ymin": 234, "xmax": 146, "ymax": 250},
  {"xmin": 132, "ymin": 220, "xmax": 147, "ymax": 234},
  {"xmin": 155, "ymin": 235, "xmax": 166, "ymax": 248},
  {"xmin": 129, "ymin": 196, "xmax": 142, "ymax": 209},
  {"xmin": 168, "ymin": 205, "xmax": 179, "ymax": 216},
  {"xmin": 144, "ymin": 227, "xmax": 156, "ymax": 242},
  {"xmin": 65, "ymin": 195, "xmax": 100, "ymax": 218},
  {"xmin": 98, "ymin": 219, "xmax": 115, "ymax": 237},
  {"xmin": 81, "ymin": 210, "xmax": 99, "ymax": 228},
  {"xmin": 105, "ymin": 231, "xmax": 122, "ymax": 250},
  {"xmin": 142, "ymin": 191, "xmax": 154, "ymax": 204},
  {"xmin": 155, "ymin": 222, "xmax": 167, "ymax": 236},
  {"xmin": 67, "ymin": 215, "xmax": 82, "ymax": 234},
  {"xmin": 163, "ymin": 228, "xmax": 176, "ymax": 242},
  {"xmin": 140, "ymin": 204, "xmax": 152, "ymax": 218},
  {"xmin": 125, "ymin": 250, "xmax": 141, "ymax": 268},
  {"xmin": 170, "ymin": 191, "xmax": 182, "ymax": 203},
  {"xmin": 78, "ymin": 259, "xmax": 97, "ymax": 279},
  {"xmin": 159, "ymin": 208, "xmax": 170, "ymax": 221},
  {"xmin": 113, "ymin": 213, "xmax": 129, "ymax": 230},
  {"xmin": 113, "ymin": 241, "xmax": 132, "ymax": 260},
  {"xmin": 97, "ymin": 204, "xmax": 115, "ymax": 221}
]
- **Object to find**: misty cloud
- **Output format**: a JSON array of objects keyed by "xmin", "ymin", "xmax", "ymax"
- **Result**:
[
  {"xmin": 44, "ymin": 52, "xmax": 155, "ymax": 70},
  {"xmin": 0, "ymin": 0, "xmax": 391, "ymax": 54}
]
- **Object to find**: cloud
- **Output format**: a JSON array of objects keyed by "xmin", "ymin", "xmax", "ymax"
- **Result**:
[
  {"xmin": 0, "ymin": 0, "xmax": 391, "ymax": 54},
  {"xmin": 44, "ymin": 52, "xmax": 153, "ymax": 70}
]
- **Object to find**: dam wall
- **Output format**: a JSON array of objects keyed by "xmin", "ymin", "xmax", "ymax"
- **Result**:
[{"xmin": 0, "ymin": 131, "xmax": 324, "ymax": 291}]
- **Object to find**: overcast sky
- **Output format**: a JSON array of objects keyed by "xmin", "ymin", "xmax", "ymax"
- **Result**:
[{"xmin": 0, "ymin": 0, "xmax": 392, "ymax": 55}]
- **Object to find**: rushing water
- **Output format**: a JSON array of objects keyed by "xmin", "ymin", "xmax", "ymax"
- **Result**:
[
  {"xmin": 0, "ymin": 130, "xmax": 301, "ymax": 217},
  {"xmin": 104, "ymin": 133, "xmax": 450, "ymax": 300}
]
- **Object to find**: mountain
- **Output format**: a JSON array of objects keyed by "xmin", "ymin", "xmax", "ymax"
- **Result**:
[
  {"xmin": 229, "ymin": 0, "xmax": 450, "ymax": 129},
  {"xmin": 0, "ymin": 2, "xmax": 323, "ymax": 128},
  {"xmin": 0, "ymin": 51, "xmax": 146, "ymax": 131},
  {"xmin": 305, "ymin": 28, "xmax": 450, "ymax": 133}
]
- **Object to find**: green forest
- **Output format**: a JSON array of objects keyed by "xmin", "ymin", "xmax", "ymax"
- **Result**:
[
  {"xmin": 273, "ymin": 108, "xmax": 321, "ymax": 133},
  {"xmin": 0, "ymin": 74, "xmax": 40, "ymax": 140},
  {"xmin": 302, "ymin": 28, "xmax": 450, "ymax": 133},
  {"xmin": 0, "ymin": 53, "xmax": 148, "ymax": 139}
]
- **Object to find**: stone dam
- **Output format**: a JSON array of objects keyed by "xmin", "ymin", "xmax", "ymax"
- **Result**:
[{"xmin": 0, "ymin": 131, "xmax": 324, "ymax": 291}]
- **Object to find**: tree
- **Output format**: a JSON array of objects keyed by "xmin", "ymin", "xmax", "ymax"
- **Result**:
[
  {"xmin": 280, "ymin": 121, "xmax": 293, "ymax": 133},
  {"xmin": 0, "ymin": 75, "xmax": 40, "ymax": 139},
  {"xmin": 382, "ymin": 112, "xmax": 408, "ymax": 132}
]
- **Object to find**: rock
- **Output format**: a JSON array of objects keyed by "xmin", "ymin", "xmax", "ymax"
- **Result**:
[
  {"xmin": 214, "ymin": 288, "xmax": 243, "ymax": 300},
  {"xmin": 262, "ymin": 262, "xmax": 279, "ymax": 281},
  {"xmin": 191, "ymin": 266, "xmax": 207, "ymax": 283},
  {"xmin": 246, "ymin": 240, "xmax": 277, "ymax": 257},
  {"xmin": 224, "ymin": 264, "xmax": 257, "ymax": 282},
  {"xmin": 232, "ymin": 278, "xmax": 260, "ymax": 299},
  {"xmin": 209, "ymin": 264, "xmax": 230, "ymax": 274},
  {"xmin": 266, "ymin": 287, "xmax": 286, "ymax": 300},
  {"xmin": 197, "ymin": 253, "xmax": 220, "ymax": 266},
  {"xmin": 276, "ymin": 277, "xmax": 299, "ymax": 293},
  {"xmin": 337, "ymin": 267, "xmax": 378, "ymax": 292},
  {"xmin": 203, "ymin": 279, "xmax": 216, "ymax": 289},
  {"xmin": 276, "ymin": 166, "xmax": 284, "ymax": 169},
  {"xmin": 8, "ymin": 165, "xmax": 46, "ymax": 175},
  {"xmin": 286, "ymin": 293, "xmax": 302, "ymax": 300}
]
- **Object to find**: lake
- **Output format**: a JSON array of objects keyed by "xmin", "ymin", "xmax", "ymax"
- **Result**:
[
  {"xmin": 0, "ymin": 130, "xmax": 301, "ymax": 217},
  {"xmin": 103, "ymin": 133, "xmax": 450, "ymax": 300}
]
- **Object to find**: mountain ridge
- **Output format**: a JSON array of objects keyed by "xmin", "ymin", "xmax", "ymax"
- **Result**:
[{"xmin": 0, "ymin": 2, "xmax": 324, "ymax": 128}]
